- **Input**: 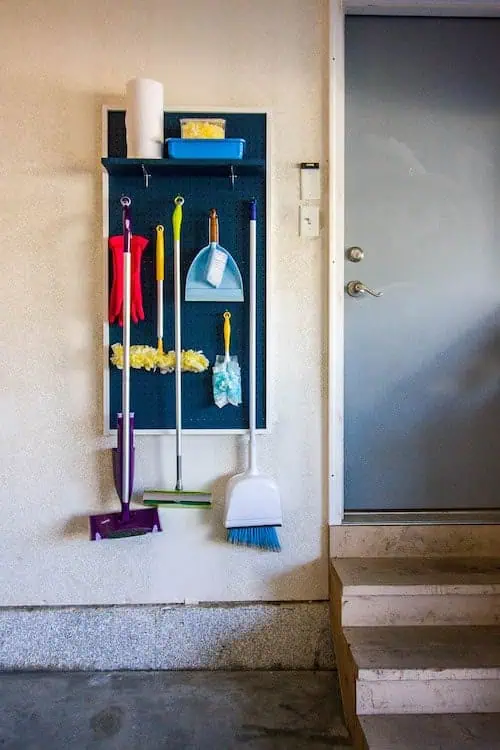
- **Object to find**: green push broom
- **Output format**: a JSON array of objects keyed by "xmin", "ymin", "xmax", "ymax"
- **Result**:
[{"xmin": 143, "ymin": 196, "xmax": 211, "ymax": 509}]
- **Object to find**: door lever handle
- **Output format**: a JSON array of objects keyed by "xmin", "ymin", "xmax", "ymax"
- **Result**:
[{"xmin": 346, "ymin": 280, "xmax": 383, "ymax": 298}]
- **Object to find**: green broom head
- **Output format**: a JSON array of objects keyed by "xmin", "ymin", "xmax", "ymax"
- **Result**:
[{"xmin": 143, "ymin": 489, "xmax": 211, "ymax": 508}]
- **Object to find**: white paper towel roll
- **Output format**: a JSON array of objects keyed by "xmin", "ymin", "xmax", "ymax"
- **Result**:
[{"xmin": 125, "ymin": 78, "xmax": 164, "ymax": 159}]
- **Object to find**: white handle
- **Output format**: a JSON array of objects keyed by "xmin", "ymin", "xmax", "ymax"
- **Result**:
[
  {"xmin": 157, "ymin": 280, "xmax": 163, "ymax": 340},
  {"xmin": 122, "ymin": 245, "xmax": 131, "ymax": 505},
  {"xmin": 249, "ymin": 205, "xmax": 257, "ymax": 473}
]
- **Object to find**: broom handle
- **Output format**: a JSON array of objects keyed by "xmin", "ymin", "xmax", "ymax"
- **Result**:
[
  {"xmin": 121, "ymin": 197, "xmax": 132, "ymax": 512},
  {"xmin": 173, "ymin": 197, "xmax": 184, "ymax": 490},
  {"xmin": 249, "ymin": 200, "xmax": 257, "ymax": 474}
]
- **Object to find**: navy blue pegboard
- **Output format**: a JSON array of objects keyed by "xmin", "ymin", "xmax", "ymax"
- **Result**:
[{"xmin": 105, "ymin": 110, "xmax": 267, "ymax": 431}]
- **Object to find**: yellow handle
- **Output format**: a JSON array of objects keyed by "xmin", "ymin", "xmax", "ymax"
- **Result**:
[
  {"xmin": 172, "ymin": 195, "xmax": 184, "ymax": 242},
  {"xmin": 223, "ymin": 311, "xmax": 231, "ymax": 358},
  {"xmin": 155, "ymin": 225, "xmax": 164, "ymax": 281}
]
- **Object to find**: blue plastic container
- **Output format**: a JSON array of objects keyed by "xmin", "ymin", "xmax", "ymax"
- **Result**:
[{"xmin": 166, "ymin": 138, "xmax": 246, "ymax": 160}]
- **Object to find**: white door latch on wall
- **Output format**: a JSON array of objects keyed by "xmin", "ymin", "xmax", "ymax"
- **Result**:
[{"xmin": 299, "ymin": 162, "xmax": 320, "ymax": 238}]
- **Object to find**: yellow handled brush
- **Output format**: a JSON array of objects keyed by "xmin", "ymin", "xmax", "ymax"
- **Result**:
[
  {"xmin": 212, "ymin": 311, "xmax": 242, "ymax": 408},
  {"xmin": 156, "ymin": 225, "xmax": 165, "ymax": 354},
  {"xmin": 224, "ymin": 311, "xmax": 231, "ymax": 363}
]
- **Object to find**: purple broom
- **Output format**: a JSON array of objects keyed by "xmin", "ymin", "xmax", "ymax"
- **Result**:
[{"xmin": 90, "ymin": 196, "xmax": 161, "ymax": 540}]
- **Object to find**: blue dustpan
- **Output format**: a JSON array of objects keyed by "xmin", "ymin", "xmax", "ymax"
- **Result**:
[{"xmin": 185, "ymin": 209, "xmax": 244, "ymax": 302}]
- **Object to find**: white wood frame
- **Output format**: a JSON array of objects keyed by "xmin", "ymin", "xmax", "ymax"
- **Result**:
[
  {"xmin": 101, "ymin": 105, "xmax": 272, "ymax": 436},
  {"xmin": 328, "ymin": 0, "xmax": 500, "ymax": 525}
]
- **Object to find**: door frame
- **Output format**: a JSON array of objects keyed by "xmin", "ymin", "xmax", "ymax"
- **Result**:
[{"xmin": 327, "ymin": 0, "xmax": 500, "ymax": 526}]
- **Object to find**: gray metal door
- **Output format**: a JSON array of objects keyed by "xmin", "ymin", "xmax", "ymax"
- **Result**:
[{"xmin": 345, "ymin": 16, "xmax": 500, "ymax": 511}]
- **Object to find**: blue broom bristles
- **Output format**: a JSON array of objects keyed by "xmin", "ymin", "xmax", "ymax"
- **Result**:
[{"xmin": 227, "ymin": 526, "xmax": 281, "ymax": 552}]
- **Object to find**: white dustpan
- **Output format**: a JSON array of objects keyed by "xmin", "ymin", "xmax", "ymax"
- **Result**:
[
  {"xmin": 185, "ymin": 209, "xmax": 244, "ymax": 303},
  {"xmin": 224, "ymin": 453, "xmax": 282, "ymax": 528}
]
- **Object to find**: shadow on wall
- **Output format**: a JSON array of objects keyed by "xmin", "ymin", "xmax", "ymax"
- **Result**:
[
  {"xmin": 2, "ymin": 76, "xmax": 132, "ymax": 525},
  {"xmin": 269, "ymin": 552, "xmax": 329, "ymax": 601},
  {"xmin": 3, "ymin": 77, "xmax": 100, "ymax": 178},
  {"xmin": 62, "ymin": 464, "xmax": 233, "ymax": 541},
  {"xmin": 0, "ymin": 73, "xmax": 116, "ymax": 514}
]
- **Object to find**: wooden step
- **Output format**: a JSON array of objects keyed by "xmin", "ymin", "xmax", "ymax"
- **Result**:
[
  {"xmin": 344, "ymin": 625, "xmax": 500, "ymax": 715},
  {"xmin": 360, "ymin": 713, "xmax": 500, "ymax": 749},
  {"xmin": 331, "ymin": 557, "xmax": 500, "ymax": 625}
]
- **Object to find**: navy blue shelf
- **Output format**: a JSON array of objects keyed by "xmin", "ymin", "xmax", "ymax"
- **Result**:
[{"xmin": 102, "ymin": 157, "xmax": 265, "ymax": 178}]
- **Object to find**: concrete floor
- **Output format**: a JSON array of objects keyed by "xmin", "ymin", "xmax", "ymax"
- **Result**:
[{"xmin": 0, "ymin": 670, "xmax": 350, "ymax": 749}]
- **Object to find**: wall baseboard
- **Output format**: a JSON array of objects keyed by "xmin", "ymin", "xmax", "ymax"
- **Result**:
[{"xmin": 0, "ymin": 602, "xmax": 334, "ymax": 672}]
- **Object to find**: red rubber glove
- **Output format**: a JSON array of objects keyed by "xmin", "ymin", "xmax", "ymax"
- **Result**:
[
  {"xmin": 108, "ymin": 235, "xmax": 149, "ymax": 325},
  {"xmin": 130, "ymin": 235, "xmax": 148, "ymax": 323},
  {"xmin": 108, "ymin": 236, "xmax": 124, "ymax": 325}
]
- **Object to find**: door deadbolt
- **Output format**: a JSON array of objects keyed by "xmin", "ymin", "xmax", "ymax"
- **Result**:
[{"xmin": 346, "ymin": 246, "xmax": 364, "ymax": 263}]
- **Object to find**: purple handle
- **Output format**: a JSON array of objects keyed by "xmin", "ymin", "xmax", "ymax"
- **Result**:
[
  {"xmin": 113, "ymin": 412, "xmax": 135, "ymax": 506},
  {"xmin": 121, "ymin": 196, "xmax": 132, "ymax": 253},
  {"xmin": 249, "ymin": 199, "xmax": 256, "ymax": 221}
]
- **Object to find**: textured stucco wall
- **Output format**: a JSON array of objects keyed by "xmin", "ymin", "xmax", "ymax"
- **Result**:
[{"xmin": 0, "ymin": 0, "xmax": 328, "ymax": 605}]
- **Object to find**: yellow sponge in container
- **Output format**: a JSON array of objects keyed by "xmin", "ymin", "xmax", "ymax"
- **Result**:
[{"xmin": 180, "ymin": 118, "xmax": 226, "ymax": 139}]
